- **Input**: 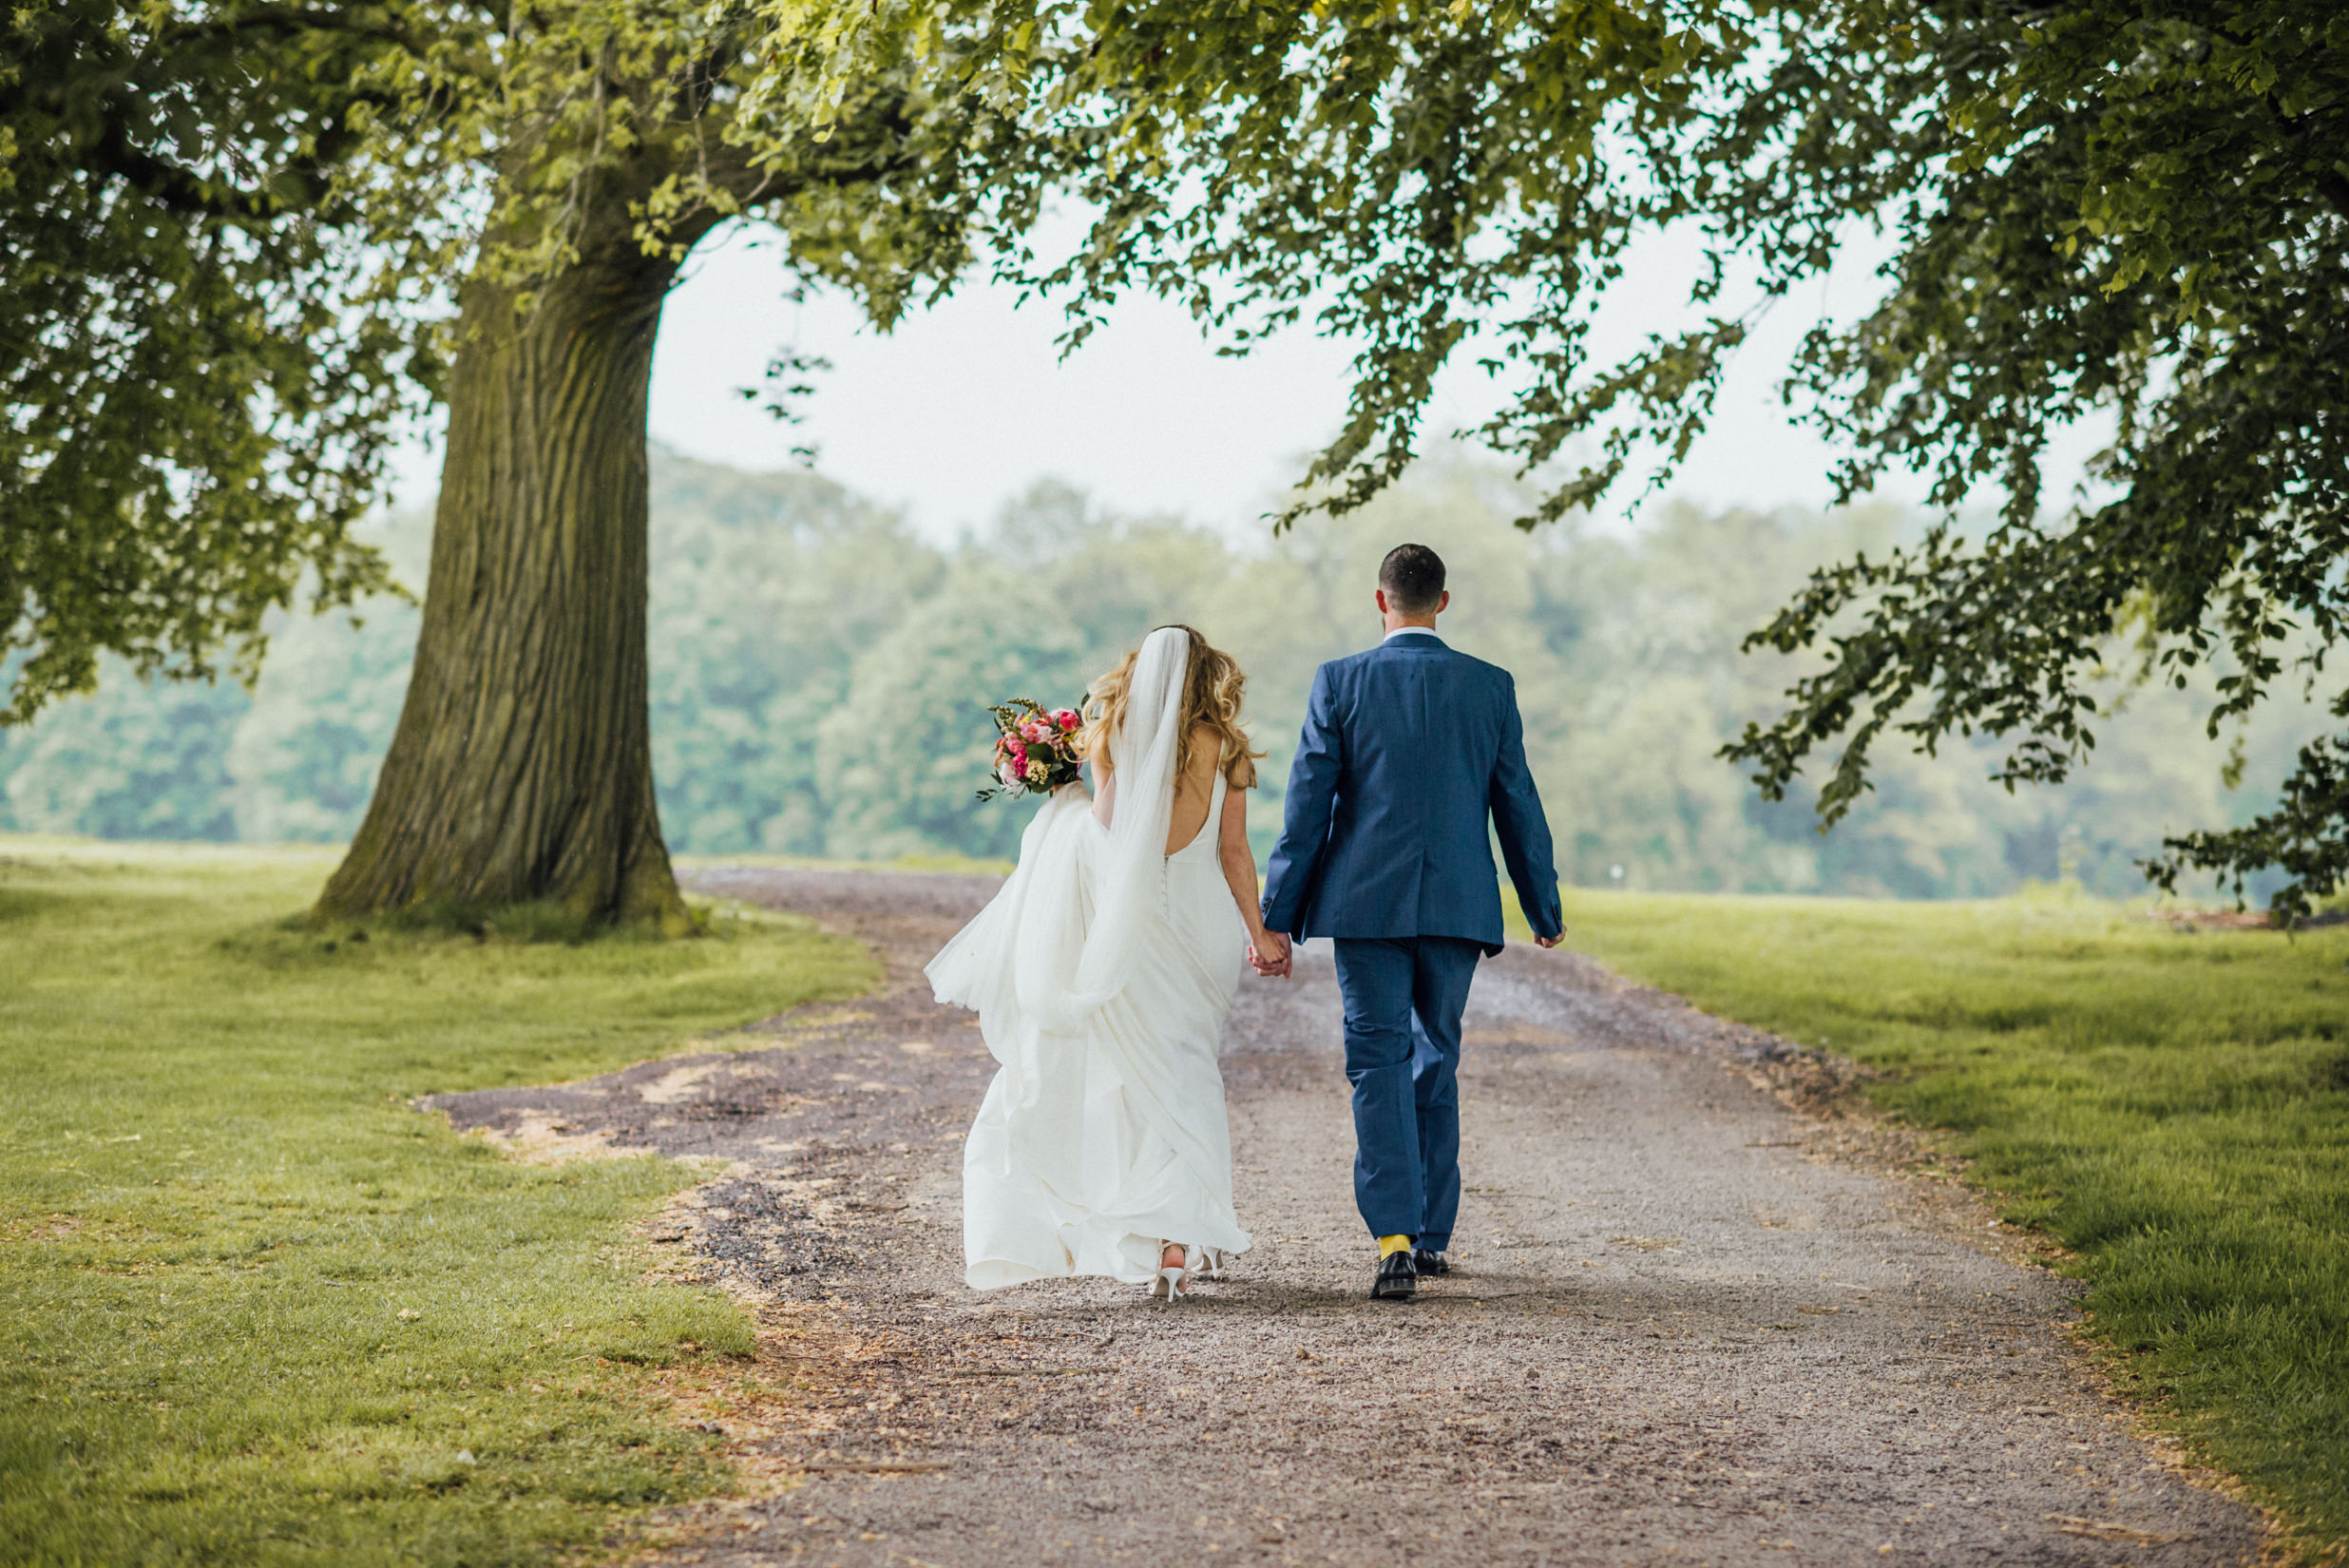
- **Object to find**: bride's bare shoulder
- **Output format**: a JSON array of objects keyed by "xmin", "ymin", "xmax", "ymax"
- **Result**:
[
  {"xmin": 1184, "ymin": 725, "xmax": 1228, "ymax": 776},
  {"xmin": 1194, "ymin": 724, "xmax": 1255, "ymax": 789}
]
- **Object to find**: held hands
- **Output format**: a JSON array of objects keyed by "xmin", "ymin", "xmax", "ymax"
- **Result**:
[
  {"xmin": 1246, "ymin": 929, "xmax": 1553, "ymax": 966},
  {"xmin": 1248, "ymin": 928, "xmax": 1292, "ymax": 979}
]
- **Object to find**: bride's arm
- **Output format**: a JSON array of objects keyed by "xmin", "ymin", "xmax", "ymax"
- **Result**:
[{"xmin": 1216, "ymin": 770, "xmax": 1288, "ymax": 975}]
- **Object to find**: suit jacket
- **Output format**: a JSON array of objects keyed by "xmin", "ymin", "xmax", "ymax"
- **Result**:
[{"xmin": 1261, "ymin": 629, "xmax": 1562, "ymax": 954}]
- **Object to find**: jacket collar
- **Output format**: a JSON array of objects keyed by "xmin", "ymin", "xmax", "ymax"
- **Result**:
[{"xmin": 1381, "ymin": 626, "xmax": 1446, "ymax": 648}]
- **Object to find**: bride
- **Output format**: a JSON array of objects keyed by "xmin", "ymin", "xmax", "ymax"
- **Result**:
[{"xmin": 926, "ymin": 624, "xmax": 1280, "ymax": 1300}]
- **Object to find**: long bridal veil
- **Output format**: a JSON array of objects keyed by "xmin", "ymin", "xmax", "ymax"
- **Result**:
[{"xmin": 927, "ymin": 625, "xmax": 1188, "ymax": 1043}]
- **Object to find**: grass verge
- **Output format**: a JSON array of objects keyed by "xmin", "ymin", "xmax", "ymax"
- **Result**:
[
  {"xmin": 0, "ymin": 837, "xmax": 878, "ymax": 1566},
  {"xmin": 1537, "ymin": 884, "xmax": 2349, "ymax": 1558}
]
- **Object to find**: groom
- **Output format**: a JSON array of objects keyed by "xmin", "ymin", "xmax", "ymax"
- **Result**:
[{"xmin": 1255, "ymin": 544, "xmax": 1563, "ymax": 1301}]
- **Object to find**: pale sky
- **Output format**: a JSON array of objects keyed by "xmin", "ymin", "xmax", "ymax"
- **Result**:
[
  {"xmin": 643, "ymin": 223, "xmax": 1878, "ymax": 541},
  {"xmin": 390, "ymin": 219, "xmax": 2101, "ymax": 538}
]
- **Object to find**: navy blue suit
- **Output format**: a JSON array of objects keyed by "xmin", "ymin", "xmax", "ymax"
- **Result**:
[{"xmin": 1261, "ymin": 628, "xmax": 1562, "ymax": 1248}]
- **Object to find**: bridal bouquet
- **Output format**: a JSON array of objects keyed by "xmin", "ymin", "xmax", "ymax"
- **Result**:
[{"xmin": 976, "ymin": 699, "xmax": 1086, "ymax": 801}]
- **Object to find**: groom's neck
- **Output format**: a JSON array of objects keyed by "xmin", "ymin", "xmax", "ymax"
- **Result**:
[{"xmin": 1382, "ymin": 613, "xmax": 1441, "ymax": 635}]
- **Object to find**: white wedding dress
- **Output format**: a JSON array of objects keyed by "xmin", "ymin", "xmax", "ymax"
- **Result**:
[{"xmin": 926, "ymin": 628, "xmax": 1253, "ymax": 1289}]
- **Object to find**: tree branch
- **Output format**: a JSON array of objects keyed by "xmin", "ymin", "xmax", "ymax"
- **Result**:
[{"xmin": 81, "ymin": 117, "xmax": 314, "ymax": 221}]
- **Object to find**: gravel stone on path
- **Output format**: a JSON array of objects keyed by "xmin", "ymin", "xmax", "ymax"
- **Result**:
[{"xmin": 424, "ymin": 867, "xmax": 2263, "ymax": 1568}]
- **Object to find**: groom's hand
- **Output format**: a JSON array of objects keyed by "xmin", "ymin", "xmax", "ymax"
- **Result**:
[
  {"xmin": 1250, "ymin": 929, "xmax": 1292, "ymax": 978},
  {"xmin": 1535, "ymin": 931, "xmax": 1564, "ymax": 949}
]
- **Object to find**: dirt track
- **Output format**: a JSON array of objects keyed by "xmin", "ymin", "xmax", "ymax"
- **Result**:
[{"xmin": 429, "ymin": 867, "xmax": 2262, "ymax": 1568}]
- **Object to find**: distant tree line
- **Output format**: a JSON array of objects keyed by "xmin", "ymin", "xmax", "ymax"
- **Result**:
[{"xmin": 0, "ymin": 449, "xmax": 2304, "ymax": 903}]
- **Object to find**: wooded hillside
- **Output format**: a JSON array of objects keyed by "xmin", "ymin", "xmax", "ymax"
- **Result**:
[{"xmin": 0, "ymin": 449, "xmax": 2305, "ymax": 902}]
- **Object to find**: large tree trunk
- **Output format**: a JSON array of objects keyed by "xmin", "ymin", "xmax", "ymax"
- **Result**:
[{"xmin": 316, "ymin": 235, "xmax": 690, "ymax": 931}]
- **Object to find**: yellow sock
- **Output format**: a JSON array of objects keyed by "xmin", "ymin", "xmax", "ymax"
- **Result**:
[{"xmin": 1378, "ymin": 1233, "xmax": 1414, "ymax": 1259}]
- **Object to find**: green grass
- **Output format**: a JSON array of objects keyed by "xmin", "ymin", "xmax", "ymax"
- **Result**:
[
  {"xmin": 0, "ymin": 837, "xmax": 878, "ymax": 1567},
  {"xmin": 1536, "ymin": 883, "xmax": 2349, "ymax": 1557}
]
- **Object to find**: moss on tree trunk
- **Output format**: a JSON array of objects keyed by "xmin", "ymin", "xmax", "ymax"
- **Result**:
[{"xmin": 317, "ymin": 239, "xmax": 689, "ymax": 932}]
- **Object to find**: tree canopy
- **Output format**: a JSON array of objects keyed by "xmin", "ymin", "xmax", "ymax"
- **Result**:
[
  {"xmin": 6, "ymin": 1, "xmax": 1020, "ymax": 924},
  {"xmin": 1, "ymin": 0, "xmax": 975, "ymax": 721},
  {"xmin": 1, "ymin": 2, "xmax": 424, "ymax": 722},
  {"xmin": 766, "ymin": 0, "xmax": 2349, "ymax": 916}
]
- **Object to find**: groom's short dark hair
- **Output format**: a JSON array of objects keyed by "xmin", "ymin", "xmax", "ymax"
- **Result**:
[{"xmin": 1379, "ymin": 544, "xmax": 1446, "ymax": 614}]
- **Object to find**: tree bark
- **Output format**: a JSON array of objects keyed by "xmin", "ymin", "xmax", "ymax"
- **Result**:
[{"xmin": 316, "ymin": 226, "xmax": 690, "ymax": 930}]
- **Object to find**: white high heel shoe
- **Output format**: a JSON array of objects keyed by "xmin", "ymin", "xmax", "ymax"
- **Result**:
[{"xmin": 1149, "ymin": 1244, "xmax": 1193, "ymax": 1302}]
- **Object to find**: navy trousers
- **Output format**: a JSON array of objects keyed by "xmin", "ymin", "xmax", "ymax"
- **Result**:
[{"xmin": 1330, "ymin": 935, "xmax": 1482, "ymax": 1250}]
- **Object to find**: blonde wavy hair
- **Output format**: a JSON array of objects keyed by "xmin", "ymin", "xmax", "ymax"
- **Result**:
[{"xmin": 1085, "ymin": 625, "xmax": 1263, "ymax": 787}]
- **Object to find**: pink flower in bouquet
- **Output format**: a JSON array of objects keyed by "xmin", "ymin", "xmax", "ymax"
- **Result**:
[
  {"xmin": 1053, "ymin": 708, "xmax": 1080, "ymax": 733},
  {"xmin": 1019, "ymin": 716, "xmax": 1052, "ymax": 744}
]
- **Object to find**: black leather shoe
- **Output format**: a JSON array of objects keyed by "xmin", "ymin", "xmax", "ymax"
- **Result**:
[
  {"xmin": 1414, "ymin": 1249, "xmax": 1451, "ymax": 1277},
  {"xmin": 1371, "ymin": 1250, "xmax": 1418, "ymax": 1301}
]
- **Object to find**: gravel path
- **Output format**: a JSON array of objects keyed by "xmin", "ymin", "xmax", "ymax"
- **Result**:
[{"xmin": 428, "ymin": 868, "xmax": 2260, "ymax": 1568}]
